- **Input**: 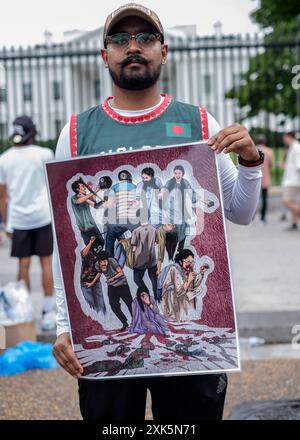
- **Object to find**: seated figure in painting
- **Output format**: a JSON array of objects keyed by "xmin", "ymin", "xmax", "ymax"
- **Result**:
[{"xmin": 129, "ymin": 285, "xmax": 169, "ymax": 336}]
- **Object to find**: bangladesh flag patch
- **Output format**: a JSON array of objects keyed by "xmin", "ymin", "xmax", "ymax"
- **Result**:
[{"xmin": 166, "ymin": 122, "xmax": 192, "ymax": 138}]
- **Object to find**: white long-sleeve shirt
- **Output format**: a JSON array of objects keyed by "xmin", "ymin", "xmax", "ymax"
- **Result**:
[{"xmin": 53, "ymin": 105, "xmax": 262, "ymax": 336}]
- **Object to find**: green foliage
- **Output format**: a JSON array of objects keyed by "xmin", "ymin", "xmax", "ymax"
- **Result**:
[
  {"xmin": 251, "ymin": 0, "xmax": 300, "ymax": 29},
  {"xmin": 226, "ymin": 1, "xmax": 300, "ymax": 121}
]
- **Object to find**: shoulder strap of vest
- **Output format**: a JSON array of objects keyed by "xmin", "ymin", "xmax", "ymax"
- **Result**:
[
  {"xmin": 199, "ymin": 107, "xmax": 209, "ymax": 140},
  {"xmin": 70, "ymin": 114, "xmax": 77, "ymax": 157}
]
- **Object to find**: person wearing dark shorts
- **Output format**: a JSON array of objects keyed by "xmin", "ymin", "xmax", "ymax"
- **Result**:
[
  {"xmin": 0, "ymin": 116, "xmax": 56, "ymax": 330},
  {"xmin": 11, "ymin": 224, "xmax": 53, "ymax": 258}
]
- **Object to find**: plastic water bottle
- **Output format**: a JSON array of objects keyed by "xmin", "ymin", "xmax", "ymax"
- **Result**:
[{"xmin": 240, "ymin": 336, "xmax": 265, "ymax": 347}]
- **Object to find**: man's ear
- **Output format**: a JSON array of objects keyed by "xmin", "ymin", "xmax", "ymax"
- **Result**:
[
  {"xmin": 162, "ymin": 44, "xmax": 169, "ymax": 61},
  {"xmin": 101, "ymin": 49, "xmax": 108, "ymax": 68}
]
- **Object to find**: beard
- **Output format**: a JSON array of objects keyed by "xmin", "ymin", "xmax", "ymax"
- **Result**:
[{"xmin": 108, "ymin": 63, "xmax": 162, "ymax": 90}]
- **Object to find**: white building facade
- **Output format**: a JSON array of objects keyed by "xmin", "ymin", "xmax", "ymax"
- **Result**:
[{"xmin": 0, "ymin": 25, "xmax": 296, "ymax": 141}]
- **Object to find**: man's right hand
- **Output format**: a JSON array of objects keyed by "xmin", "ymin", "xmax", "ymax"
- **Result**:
[
  {"xmin": 188, "ymin": 272, "xmax": 196, "ymax": 283},
  {"xmin": 53, "ymin": 332, "xmax": 84, "ymax": 378}
]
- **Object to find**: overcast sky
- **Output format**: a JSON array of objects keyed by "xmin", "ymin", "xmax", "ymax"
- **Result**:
[{"xmin": 0, "ymin": 0, "xmax": 260, "ymax": 47}]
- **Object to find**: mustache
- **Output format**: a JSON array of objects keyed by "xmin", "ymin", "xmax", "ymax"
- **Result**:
[{"xmin": 120, "ymin": 55, "xmax": 149, "ymax": 68}]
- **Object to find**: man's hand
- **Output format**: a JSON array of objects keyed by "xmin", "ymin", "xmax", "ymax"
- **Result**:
[
  {"xmin": 208, "ymin": 123, "xmax": 260, "ymax": 161},
  {"xmin": 188, "ymin": 272, "xmax": 196, "ymax": 284},
  {"xmin": 53, "ymin": 332, "xmax": 84, "ymax": 378}
]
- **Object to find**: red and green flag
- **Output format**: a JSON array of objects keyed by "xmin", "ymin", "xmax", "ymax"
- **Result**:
[{"xmin": 166, "ymin": 122, "xmax": 192, "ymax": 138}]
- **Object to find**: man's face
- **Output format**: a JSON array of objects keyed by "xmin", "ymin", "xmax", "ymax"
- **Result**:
[
  {"xmin": 101, "ymin": 17, "xmax": 168, "ymax": 91},
  {"xmin": 142, "ymin": 173, "xmax": 152, "ymax": 182},
  {"xmin": 164, "ymin": 223, "xmax": 175, "ymax": 232},
  {"xmin": 99, "ymin": 259, "xmax": 108, "ymax": 271},
  {"xmin": 182, "ymin": 256, "xmax": 194, "ymax": 270},
  {"xmin": 78, "ymin": 183, "xmax": 86, "ymax": 194},
  {"xmin": 174, "ymin": 170, "xmax": 183, "ymax": 181},
  {"xmin": 140, "ymin": 292, "xmax": 150, "ymax": 305}
]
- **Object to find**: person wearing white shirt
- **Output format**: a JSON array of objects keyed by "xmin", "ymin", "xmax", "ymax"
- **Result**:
[
  {"xmin": 0, "ymin": 115, "xmax": 56, "ymax": 330},
  {"xmin": 282, "ymin": 131, "xmax": 300, "ymax": 230}
]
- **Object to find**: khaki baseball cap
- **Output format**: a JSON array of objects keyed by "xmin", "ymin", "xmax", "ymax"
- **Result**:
[{"xmin": 103, "ymin": 3, "xmax": 164, "ymax": 46}]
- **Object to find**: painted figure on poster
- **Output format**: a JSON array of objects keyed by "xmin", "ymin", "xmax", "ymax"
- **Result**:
[
  {"xmin": 129, "ymin": 285, "xmax": 169, "ymax": 336},
  {"xmin": 90, "ymin": 175, "xmax": 112, "ymax": 236},
  {"xmin": 79, "ymin": 236, "xmax": 107, "ymax": 314},
  {"xmin": 71, "ymin": 178, "xmax": 104, "ymax": 248},
  {"xmin": 96, "ymin": 250, "xmax": 133, "ymax": 331},
  {"xmin": 135, "ymin": 167, "xmax": 163, "ymax": 225},
  {"xmin": 160, "ymin": 165, "xmax": 199, "ymax": 260},
  {"xmin": 114, "ymin": 235, "xmax": 135, "ymax": 269},
  {"xmin": 131, "ymin": 222, "xmax": 159, "ymax": 300},
  {"xmin": 105, "ymin": 170, "xmax": 138, "ymax": 256},
  {"xmin": 160, "ymin": 249, "xmax": 211, "ymax": 322}
]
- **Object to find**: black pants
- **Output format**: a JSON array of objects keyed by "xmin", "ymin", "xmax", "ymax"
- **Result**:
[
  {"xmin": 108, "ymin": 284, "xmax": 133, "ymax": 326},
  {"xmin": 133, "ymin": 265, "xmax": 158, "ymax": 300},
  {"xmin": 260, "ymin": 188, "xmax": 268, "ymax": 222},
  {"xmin": 78, "ymin": 374, "xmax": 227, "ymax": 421},
  {"xmin": 165, "ymin": 231, "xmax": 185, "ymax": 261}
]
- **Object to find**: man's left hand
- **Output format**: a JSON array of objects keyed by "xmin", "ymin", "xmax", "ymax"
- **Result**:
[{"xmin": 208, "ymin": 123, "xmax": 260, "ymax": 161}]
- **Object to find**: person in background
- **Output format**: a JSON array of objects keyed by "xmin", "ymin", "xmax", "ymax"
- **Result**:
[
  {"xmin": 0, "ymin": 116, "xmax": 56, "ymax": 330},
  {"xmin": 282, "ymin": 131, "xmax": 300, "ymax": 231},
  {"xmin": 255, "ymin": 135, "xmax": 274, "ymax": 223}
]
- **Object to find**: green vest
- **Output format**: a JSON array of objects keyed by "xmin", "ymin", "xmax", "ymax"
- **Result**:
[{"xmin": 70, "ymin": 94, "xmax": 208, "ymax": 157}]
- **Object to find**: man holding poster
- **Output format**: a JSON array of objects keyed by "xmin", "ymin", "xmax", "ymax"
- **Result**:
[{"xmin": 52, "ymin": 3, "xmax": 263, "ymax": 421}]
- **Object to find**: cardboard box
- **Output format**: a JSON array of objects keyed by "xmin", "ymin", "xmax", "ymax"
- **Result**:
[{"xmin": 2, "ymin": 321, "xmax": 36, "ymax": 349}]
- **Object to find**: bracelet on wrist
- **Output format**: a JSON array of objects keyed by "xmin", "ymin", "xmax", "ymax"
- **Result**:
[{"xmin": 238, "ymin": 149, "xmax": 264, "ymax": 167}]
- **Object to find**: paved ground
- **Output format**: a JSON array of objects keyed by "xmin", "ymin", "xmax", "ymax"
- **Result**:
[
  {"xmin": 1, "ymin": 345, "xmax": 300, "ymax": 420},
  {"xmin": 226, "ymin": 207, "xmax": 300, "ymax": 313}
]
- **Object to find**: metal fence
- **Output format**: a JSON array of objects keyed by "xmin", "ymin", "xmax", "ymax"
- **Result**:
[{"xmin": 0, "ymin": 30, "xmax": 299, "ymax": 183}]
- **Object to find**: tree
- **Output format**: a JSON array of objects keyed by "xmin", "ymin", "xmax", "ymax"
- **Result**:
[{"xmin": 226, "ymin": 0, "xmax": 300, "ymax": 122}]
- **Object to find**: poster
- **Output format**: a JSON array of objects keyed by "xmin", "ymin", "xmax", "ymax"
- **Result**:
[{"xmin": 45, "ymin": 141, "xmax": 240, "ymax": 379}]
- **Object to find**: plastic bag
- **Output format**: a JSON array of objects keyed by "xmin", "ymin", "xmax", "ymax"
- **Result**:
[
  {"xmin": 0, "ymin": 340, "xmax": 59, "ymax": 376},
  {"xmin": 0, "ymin": 280, "xmax": 33, "ymax": 325}
]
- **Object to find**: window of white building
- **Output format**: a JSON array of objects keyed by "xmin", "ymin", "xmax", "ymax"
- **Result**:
[
  {"xmin": 23, "ymin": 83, "xmax": 32, "ymax": 102},
  {"xmin": 204, "ymin": 74, "xmax": 211, "ymax": 95},
  {"xmin": 0, "ymin": 123, "xmax": 7, "ymax": 139},
  {"xmin": 53, "ymin": 81, "xmax": 62, "ymax": 101},
  {"xmin": 0, "ymin": 88, "xmax": 6, "ymax": 102},
  {"xmin": 94, "ymin": 79, "xmax": 101, "ymax": 100},
  {"xmin": 55, "ymin": 119, "xmax": 62, "ymax": 137}
]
